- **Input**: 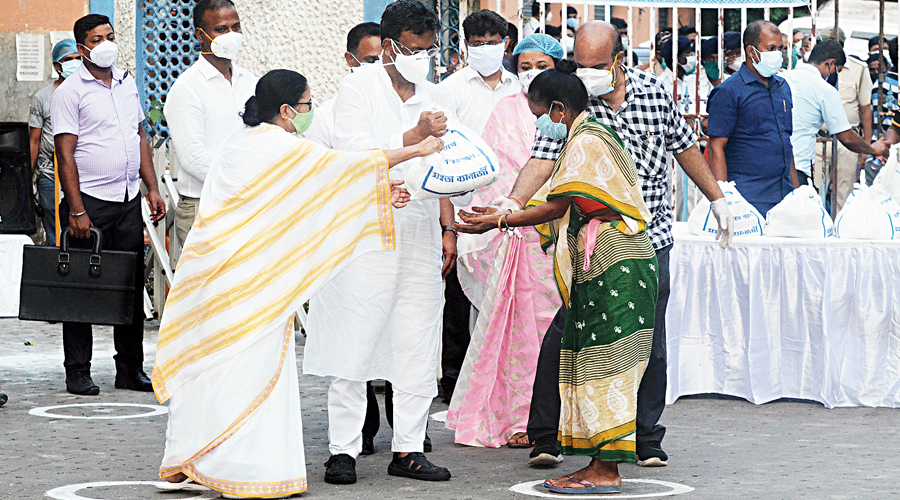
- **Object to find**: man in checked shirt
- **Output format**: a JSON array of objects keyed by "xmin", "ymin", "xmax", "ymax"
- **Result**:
[{"xmin": 459, "ymin": 21, "xmax": 734, "ymax": 470}]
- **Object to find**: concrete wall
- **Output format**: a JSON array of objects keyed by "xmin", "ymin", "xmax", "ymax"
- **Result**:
[
  {"xmin": 0, "ymin": 0, "xmax": 87, "ymax": 122},
  {"xmin": 113, "ymin": 0, "xmax": 365, "ymax": 104}
]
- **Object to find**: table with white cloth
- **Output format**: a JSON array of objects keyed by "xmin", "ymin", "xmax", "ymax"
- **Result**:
[
  {"xmin": 666, "ymin": 222, "xmax": 900, "ymax": 408},
  {"xmin": 0, "ymin": 235, "xmax": 33, "ymax": 317}
]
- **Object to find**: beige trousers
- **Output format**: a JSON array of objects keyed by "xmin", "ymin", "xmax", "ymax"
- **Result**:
[{"xmin": 174, "ymin": 197, "xmax": 199, "ymax": 252}]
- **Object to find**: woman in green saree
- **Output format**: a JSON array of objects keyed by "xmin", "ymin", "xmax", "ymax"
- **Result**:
[{"xmin": 458, "ymin": 61, "xmax": 658, "ymax": 495}]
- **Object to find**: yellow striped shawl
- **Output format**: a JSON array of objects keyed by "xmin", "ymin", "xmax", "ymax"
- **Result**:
[{"xmin": 152, "ymin": 125, "xmax": 394, "ymax": 402}]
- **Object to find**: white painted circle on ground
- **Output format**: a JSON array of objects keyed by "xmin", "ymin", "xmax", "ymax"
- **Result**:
[
  {"xmin": 509, "ymin": 478, "xmax": 694, "ymax": 498},
  {"xmin": 29, "ymin": 403, "xmax": 167, "ymax": 420},
  {"xmin": 45, "ymin": 481, "xmax": 219, "ymax": 500}
]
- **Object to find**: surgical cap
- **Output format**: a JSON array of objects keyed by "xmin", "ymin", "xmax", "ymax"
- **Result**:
[
  {"xmin": 52, "ymin": 39, "xmax": 78, "ymax": 62},
  {"xmin": 512, "ymin": 33, "xmax": 565, "ymax": 61}
]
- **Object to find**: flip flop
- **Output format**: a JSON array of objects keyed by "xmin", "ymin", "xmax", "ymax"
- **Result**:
[
  {"xmin": 547, "ymin": 476, "xmax": 621, "ymax": 495},
  {"xmin": 508, "ymin": 432, "xmax": 535, "ymax": 448}
]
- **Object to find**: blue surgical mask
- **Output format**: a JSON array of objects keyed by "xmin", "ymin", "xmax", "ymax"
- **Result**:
[
  {"xmin": 535, "ymin": 103, "xmax": 568, "ymax": 140},
  {"xmin": 751, "ymin": 46, "xmax": 783, "ymax": 78},
  {"xmin": 58, "ymin": 59, "xmax": 81, "ymax": 79}
]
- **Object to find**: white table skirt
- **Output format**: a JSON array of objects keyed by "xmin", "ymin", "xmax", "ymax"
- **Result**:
[
  {"xmin": 666, "ymin": 222, "xmax": 900, "ymax": 408},
  {"xmin": 0, "ymin": 235, "xmax": 34, "ymax": 318}
]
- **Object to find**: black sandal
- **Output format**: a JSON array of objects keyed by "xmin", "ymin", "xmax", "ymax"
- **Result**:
[
  {"xmin": 387, "ymin": 452, "xmax": 451, "ymax": 481},
  {"xmin": 324, "ymin": 454, "xmax": 357, "ymax": 484}
]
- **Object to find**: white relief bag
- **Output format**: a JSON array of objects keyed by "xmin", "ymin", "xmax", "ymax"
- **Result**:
[
  {"xmin": 404, "ymin": 107, "xmax": 500, "ymax": 200},
  {"xmin": 872, "ymin": 144, "xmax": 900, "ymax": 200},
  {"xmin": 688, "ymin": 180, "xmax": 766, "ymax": 237},
  {"xmin": 834, "ymin": 182, "xmax": 900, "ymax": 240},
  {"xmin": 765, "ymin": 183, "xmax": 834, "ymax": 238}
]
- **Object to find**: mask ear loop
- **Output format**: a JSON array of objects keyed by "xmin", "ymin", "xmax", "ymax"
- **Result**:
[
  {"xmin": 608, "ymin": 52, "xmax": 621, "ymax": 88},
  {"xmin": 198, "ymin": 27, "xmax": 218, "ymax": 55}
]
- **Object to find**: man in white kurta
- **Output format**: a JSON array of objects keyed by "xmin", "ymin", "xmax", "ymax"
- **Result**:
[{"xmin": 304, "ymin": 0, "xmax": 456, "ymax": 485}]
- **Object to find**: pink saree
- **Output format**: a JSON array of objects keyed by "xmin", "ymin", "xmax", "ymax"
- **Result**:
[{"xmin": 446, "ymin": 92, "xmax": 561, "ymax": 447}]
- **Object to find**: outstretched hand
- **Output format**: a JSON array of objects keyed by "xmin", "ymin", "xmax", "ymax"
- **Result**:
[
  {"xmin": 455, "ymin": 206, "xmax": 503, "ymax": 234},
  {"xmin": 416, "ymin": 135, "xmax": 444, "ymax": 157},
  {"xmin": 390, "ymin": 180, "xmax": 411, "ymax": 208}
]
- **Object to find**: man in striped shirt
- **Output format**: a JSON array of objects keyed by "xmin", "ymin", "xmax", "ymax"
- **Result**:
[{"xmin": 51, "ymin": 14, "xmax": 166, "ymax": 396}]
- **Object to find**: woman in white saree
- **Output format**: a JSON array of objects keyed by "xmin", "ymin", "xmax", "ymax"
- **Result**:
[{"xmin": 153, "ymin": 69, "xmax": 442, "ymax": 498}]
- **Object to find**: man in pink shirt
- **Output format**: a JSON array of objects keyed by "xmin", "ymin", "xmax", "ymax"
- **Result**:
[{"xmin": 51, "ymin": 14, "xmax": 166, "ymax": 396}]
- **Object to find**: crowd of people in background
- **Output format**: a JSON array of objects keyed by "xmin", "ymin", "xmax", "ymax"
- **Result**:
[{"xmin": 23, "ymin": 0, "xmax": 900, "ymax": 497}]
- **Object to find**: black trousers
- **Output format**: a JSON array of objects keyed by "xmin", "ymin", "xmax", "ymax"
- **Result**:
[
  {"xmin": 59, "ymin": 193, "xmax": 145, "ymax": 375},
  {"xmin": 527, "ymin": 244, "xmax": 672, "ymax": 446},
  {"xmin": 440, "ymin": 270, "xmax": 471, "ymax": 395},
  {"xmin": 362, "ymin": 380, "xmax": 393, "ymax": 438}
]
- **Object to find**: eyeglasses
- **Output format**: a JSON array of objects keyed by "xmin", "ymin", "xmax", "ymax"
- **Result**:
[
  {"xmin": 292, "ymin": 99, "xmax": 313, "ymax": 113},
  {"xmin": 391, "ymin": 39, "xmax": 439, "ymax": 58},
  {"xmin": 468, "ymin": 39, "xmax": 505, "ymax": 48}
]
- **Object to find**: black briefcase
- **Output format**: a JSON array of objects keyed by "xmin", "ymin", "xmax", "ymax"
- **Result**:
[{"xmin": 18, "ymin": 227, "xmax": 138, "ymax": 325}]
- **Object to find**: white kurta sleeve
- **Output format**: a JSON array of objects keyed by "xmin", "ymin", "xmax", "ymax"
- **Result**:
[{"xmin": 333, "ymin": 77, "xmax": 401, "ymax": 151}]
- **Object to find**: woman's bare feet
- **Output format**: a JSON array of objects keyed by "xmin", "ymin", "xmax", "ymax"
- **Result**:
[
  {"xmin": 508, "ymin": 432, "xmax": 533, "ymax": 447},
  {"xmin": 545, "ymin": 459, "xmax": 622, "ymax": 489},
  {"xmin": 165, "ymin": 473, "xmax": 188, "ymax": 483}
]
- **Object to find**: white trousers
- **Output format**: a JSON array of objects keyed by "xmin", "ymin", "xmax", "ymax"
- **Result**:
[{"xmin": 327, "ymin": 378, "xmax": 431, "ymax": 458}]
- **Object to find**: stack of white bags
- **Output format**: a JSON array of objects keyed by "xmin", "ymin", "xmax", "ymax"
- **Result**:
[
  {"xmin": 766, "ymin": 183, "xmax": 833, "ymax": 238},
  {"xmin": 688, "ymin": 181, "xmax": 766, "ymax": 238},
  {"xmin": 837, "ymin": 144, "xmax": 900, "ymax": 240}
]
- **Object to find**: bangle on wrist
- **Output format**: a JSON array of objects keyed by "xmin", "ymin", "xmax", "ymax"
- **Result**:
[
  {"xmin": 497, "ymin": 215, "xmax": 505, "ymax": 232},
  {"xmin": 70, "ymin": 210, "xmax": 87, "ymax": 217},
  {"xmin": 502, "ymin": 213, "xmax": 511, "ymax": 231},
  {"xmin": 508, "ymin": 196, "xmax": 524, "ymax": 209}
]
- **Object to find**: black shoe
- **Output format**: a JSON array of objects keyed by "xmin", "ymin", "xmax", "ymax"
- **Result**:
[
  {"xmin": 423, "ymin": 434, "xmax": 432, "ymax": 453},
  {"xmin": 361, "ymin": 435, "xmax": 375, "ymax": 456},
  {"xmin": 66, "ymin": 371, "xmax": 100, "ymax": 396},
  {"xmin": 636, "ymin": 441, "xmax": 668, "ymax": 467},
  {"xmin": 387, "ymin": 452, "xmax": 451, "ymax": 481},
  {"xmin": 0, "ymin": 393, "xmax": 7, "ymax": 407},
  {"xmin": 115, "ymin": 369, "xmax": 153, "ymax": 392},
  {"xmin": 324, "ymin": 454, "xmax": 357, "ymax": 484},
  {"xmin": 528, "ymin": 435, "xmax": 563, "ymax": 467}
]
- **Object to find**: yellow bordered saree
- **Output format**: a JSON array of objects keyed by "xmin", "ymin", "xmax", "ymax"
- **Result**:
[
  {"xmin": 538, "ymin": 112, "xmax": 659, "ymax": 462},
  {"xmin": 153, "ymin": 124, "xmax": 394, "ymax": 497}
]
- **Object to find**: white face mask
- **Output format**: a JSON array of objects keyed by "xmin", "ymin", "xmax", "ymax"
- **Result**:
[
  {"xmin": 466, "ymin": 42, "xmax": 505, "ymax": 76},
  {"xmin": 350, "ymin": 53, "xmax": 379, "ymax": 70},
  {"xmin": 622, "ymin": 36, "xmax": 630, "ymax": 50},
  {"xmin": 82, "ymin": 40, "xmax": 118, "ymax": 68},
  {"xmin": 576, "ymin": 54, "xmax": 619, "ymax": 96},
  {"xmin": 518, "ymin": 68, "xmax": 545, "ymax": 93},
  {"xmin": 387, "ymin": 40, "xmax": 432, "ymax": 84},
  {"xmin": 680, "ymin": 55, "xmax": 697, "ymax": 74},
  {"xmin": 728, "ymin": 57, "xmax": 743, "ymax": 72},
  {"xmin": 564, "ymin": 37, "xmax": 575, "ymax": 54},
  {"xmin": 545, "ymin": 11, "xmax": 554, "ymax": 22},
  {"xmin": 205, "ymin": 31, "xmax": 243, "ymax": 60}
]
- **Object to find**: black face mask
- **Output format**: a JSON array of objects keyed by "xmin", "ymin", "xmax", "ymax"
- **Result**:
[{"xmin": 826, "ymin": 71, "xmax": 838, "ymax": 88}]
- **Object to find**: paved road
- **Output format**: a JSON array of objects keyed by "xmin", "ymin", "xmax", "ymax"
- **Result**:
[{"xmin": 1, "ymin": 318, "xmax": 898, "ymax": 500}]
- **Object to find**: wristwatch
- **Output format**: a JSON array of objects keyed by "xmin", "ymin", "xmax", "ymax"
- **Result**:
[{"xmin": 441, "ymin": 224, "xmax": 458, "ymax": 237}]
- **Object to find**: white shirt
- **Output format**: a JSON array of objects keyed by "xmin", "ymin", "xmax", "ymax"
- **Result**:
[
  {"xmin": 439, "ymin": 65, "xmax": 520, "ymax": 135},
  {"xmin": 164, "ymin": 56, "xmax": 258, "ymax": 198},
  {"xmin": 523, "ymin": 18, "xmax": 541, "ymax": 37},
  {"xmin": 304, "ymin": 97, "xmax": 336, "ymax": 149},
  {"xmin": 783, "ymin": 62, "xmax": 851, "ymax": 175}
]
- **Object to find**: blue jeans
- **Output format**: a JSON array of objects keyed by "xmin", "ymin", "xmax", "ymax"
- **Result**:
[{"xmin": 36, "ymin": 175, "xmax": 56, "ymax": 246}]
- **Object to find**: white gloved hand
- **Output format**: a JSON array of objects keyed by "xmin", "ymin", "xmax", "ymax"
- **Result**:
[
  {"xmin": 491, "ymin": 196, "xmax": 522, "ymax": 212},
  {"xmin": 710, "ymin": 198, "xmax": 734, "ymax": 248}
]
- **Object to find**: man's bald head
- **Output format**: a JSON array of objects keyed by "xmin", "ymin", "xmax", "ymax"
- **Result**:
[{"xmin": 574, "ymin": 21, "xmax": 624, "ymax": 69}]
